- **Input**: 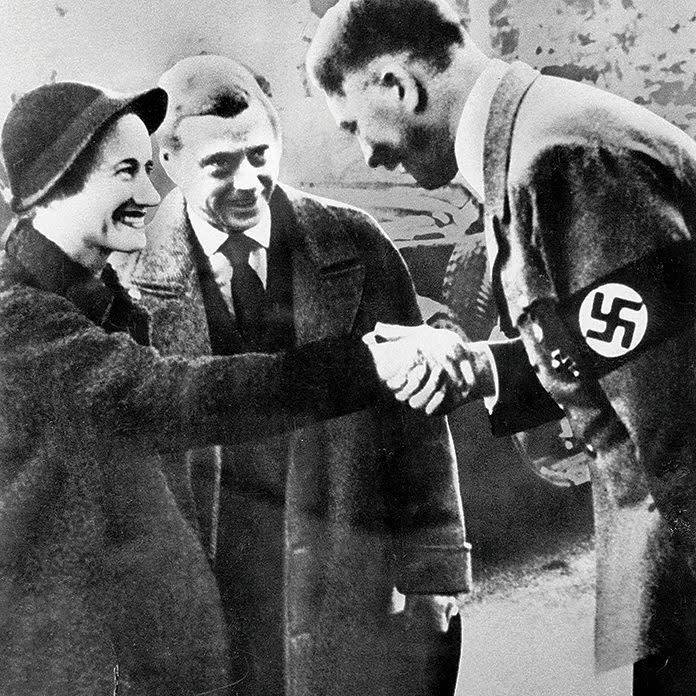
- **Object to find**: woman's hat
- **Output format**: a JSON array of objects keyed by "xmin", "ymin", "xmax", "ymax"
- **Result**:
[{"xmin": 1, "ymin": 82, "xmax": 167, "ymax": 213}]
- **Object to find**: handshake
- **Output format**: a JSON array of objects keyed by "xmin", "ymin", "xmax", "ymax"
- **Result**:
[{"xmin": 363, "ymin": 322, "xmax": 497, "ymax": 416}]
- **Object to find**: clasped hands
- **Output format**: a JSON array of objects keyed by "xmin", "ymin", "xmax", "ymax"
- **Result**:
[{"xmin": 363, "ymin": 322, "xmax": 495, "ymax": 415}]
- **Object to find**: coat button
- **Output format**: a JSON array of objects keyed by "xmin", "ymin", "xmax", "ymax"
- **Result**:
[
  {"xmin": 128, "ymin": 286, "xmax": 142, "ymax": 301},
  {"xmin": 550, "ymin": 349, "xmax": 563, "ymax": 370},
  {"xmin": 584, "ymin": 443, "xmax": 597, "ymax": 459},
  {"xmin": 532, "ymin": 323, "xmax": 544, "ymax": 342}
]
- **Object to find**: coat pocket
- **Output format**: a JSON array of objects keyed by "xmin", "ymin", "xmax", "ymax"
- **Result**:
[{"xmin": 134, "ymin": 281, "xmax": 187, "ymax": 299}]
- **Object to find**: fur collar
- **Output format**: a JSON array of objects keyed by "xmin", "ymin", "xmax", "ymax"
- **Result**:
[{"xmin": 5, "ymin": 219, "xmax": 150, "ymax": 341}]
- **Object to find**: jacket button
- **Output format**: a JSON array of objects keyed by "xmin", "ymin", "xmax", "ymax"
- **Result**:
[{"xmin": 532, "ymin": 323, "xmax": 544, "ymax": 342}]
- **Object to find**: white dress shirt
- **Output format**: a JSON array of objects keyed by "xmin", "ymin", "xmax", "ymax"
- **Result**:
[{"xmin": 188, "ymin": 204, "xmax": 271, "ymax": 313}]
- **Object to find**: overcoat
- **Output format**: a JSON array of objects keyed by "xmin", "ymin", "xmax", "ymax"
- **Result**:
[
  {"xmin": 0, "ymin": 220, "xmax": 380, "ymax": 695},
  {"xmin": 483, "ymin": 62, "xmax": 696, "ymax": 670},
  {"xmin": 121, "ymin": 184, "xmax": 471, "ymax": 696}
]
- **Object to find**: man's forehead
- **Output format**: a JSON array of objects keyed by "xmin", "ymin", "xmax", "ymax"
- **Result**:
[
  {"xmin": 326, "ymin": 92, "xmax": 349, "ymax": 124},
  {"xmin": 326, "ymin": 76, "xmax": 367, "ymax": 116},
  {"xmin": 176, "ymin": 107, "xmax": 277, "ymax": 150},
  {"xmin": 326, "ymin": 76, "xmax": 385, "ymax": 129}
]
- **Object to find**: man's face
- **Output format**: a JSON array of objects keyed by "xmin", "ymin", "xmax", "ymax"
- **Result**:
[
  {"xmin": 163, "ymin": 102, "xmax": 281, "ymax": 233},
  {"xmin": 326, "ymin": 71, "xmax": 458, "ymax": 190},
  {"xmin": 67, "ymin": 112, "xmax": 160, "ymax": 253}
]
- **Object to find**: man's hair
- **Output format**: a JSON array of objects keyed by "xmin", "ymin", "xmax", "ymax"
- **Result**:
[
  {"xmin": 37, "ymin": 109, "xmax": 131, "ymax": 208},
  {"xmin": 309, "ymin": 0, "xmax": 464, "ymax": 95},
  {"xmin": 156, "ymin": 55, "xmax": 280, "ymax": 153},
  {"xmin": 163, "ymin": 86, "xmax": 251, "ymax": 153}
]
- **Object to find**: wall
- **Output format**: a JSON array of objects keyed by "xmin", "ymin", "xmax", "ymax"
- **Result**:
[{"xmin": 488, "ymin": 0, "xmax": 696, "ymax": 133}]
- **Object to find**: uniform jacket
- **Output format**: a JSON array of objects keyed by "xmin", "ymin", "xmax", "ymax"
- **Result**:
[
  {"xmin": 119, "ymin": 184, "xmax": 471, "ymax": 696},
  {"xmin": 0, "ymin": 220, "xmax": 381, "ymax": 695},
  {"xmin": 483, "ymin": 61, "xmax": 696, "ymax": 669}
]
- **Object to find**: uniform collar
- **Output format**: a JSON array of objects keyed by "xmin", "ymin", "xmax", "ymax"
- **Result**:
[{"xmin": 454, "ymin": 58, "xmax": 509, "ymax": 203}]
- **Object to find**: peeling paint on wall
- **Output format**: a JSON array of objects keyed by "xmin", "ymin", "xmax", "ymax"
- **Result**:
[
  {"xmin": 485, "ymin": 0, "xmax": 696, "ymax": 136},
  {"xmin": 489, "ymin": 0, "xmax": 520, "ymax": 55}
]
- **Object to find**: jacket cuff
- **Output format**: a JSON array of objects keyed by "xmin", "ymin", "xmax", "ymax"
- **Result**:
[
  {"xmin": 394, "ymin": 543, "xmax": 473, "ymax": 595},
  {"xmin": 488, "ymin": 338, "xmax": 563, "ymax": 436}
]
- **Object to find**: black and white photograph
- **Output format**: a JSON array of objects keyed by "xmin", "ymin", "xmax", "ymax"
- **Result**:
[{"xmin": 1, "ymin": 1, "xmax": 695, "ymax": 694}]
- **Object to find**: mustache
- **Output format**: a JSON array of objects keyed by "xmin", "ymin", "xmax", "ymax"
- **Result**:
[
  {"xmin": 370, "ymin": 144, "xmax": 402, "ymax": 170},
  {"xmin": 226, "ymin": 190, "xmax": 259, "ymax": 206},
  {"xmin": 219, "ymin": 176, "xmax": 274, "ymax": 200}
]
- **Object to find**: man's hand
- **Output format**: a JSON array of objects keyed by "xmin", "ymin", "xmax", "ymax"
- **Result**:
[
  {"xmin": 362, "ymin": 324, "xmax": 427, "ymax": 385},
  {"xmin": 363, "ymin": 322, "xmax": 496, "ymax": 415},
  {"xmin": 403, "ymin": 594, "xmax": 462, "ymax": 634}
]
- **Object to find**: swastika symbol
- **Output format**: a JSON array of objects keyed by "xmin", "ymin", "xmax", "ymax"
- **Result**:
[{"xmin": 578, "ymin": 283, "xmax": 648, "ymax": 358}]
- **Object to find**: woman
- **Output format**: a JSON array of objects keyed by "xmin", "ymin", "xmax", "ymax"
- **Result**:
[{"xmin": 0, "ymin": 81, "xmax": 378, "ymax": 696}]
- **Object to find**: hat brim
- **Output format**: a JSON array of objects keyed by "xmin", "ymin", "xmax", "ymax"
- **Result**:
[
  {"xmin": 126, "ymin": 86, "xmax": 168, "ymax": 135},
  {"xmin": 12, "ymin": 86, "xmax": 168, "ymax": 212}
]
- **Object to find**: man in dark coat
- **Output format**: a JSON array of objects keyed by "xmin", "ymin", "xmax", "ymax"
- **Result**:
[
  {"xmin": 308, "ymin": 0, "xmax": 696, "ymax": 693},
  {"xmin": 115, "ymin": 55, "xmax": 470, "ymax": 696},
  {"xmin": 0, "ymin": 80, "xmax": 390, "ymax": 696}
]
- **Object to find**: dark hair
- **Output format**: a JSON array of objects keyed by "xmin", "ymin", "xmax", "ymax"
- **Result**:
[
  {"xmin": 36, "ymin": 109, "xmax": 134, "ymax": 207},
  {"xmin": 164, "ymin": 87, "xmax": 250, "ymax": 153},
  {"xmin": 312, "ymin": 0, "xmax": 464, "ymax": 95},
  {"xmin": 164, "ymin": 82, "xmax": 281, "ymax": 154},
  {"xmin": 207, "ymin": 89, "xmax": 250, "ymax": 120}
]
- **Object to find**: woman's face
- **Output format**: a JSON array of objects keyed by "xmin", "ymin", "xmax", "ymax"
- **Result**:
[{"xmin": 62, "ymin": 112, "xmax": 161, "ymax": 254}]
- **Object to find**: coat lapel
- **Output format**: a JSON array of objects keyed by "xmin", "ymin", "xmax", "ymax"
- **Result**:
[
  {"xmin": 129, "ymin": 189, "xmax": 196, "ymax": 290},
  {"xmin": 482, "ymin": 61, "xmax": 539, "ymax": 334},
  {"xmin": 271, "ymin": 185, "xmax": 365, "ymax": 346},
  {"xmin": 117, "ymin": 185, "xmax": 366, "ymax": 352},
  {"xmin": 483, "ymin": 62, "xmax": 539, "ymax": 218},
  {"xmin": 116, "ymin": 188, "xmax": 213, "ymax": 357}
]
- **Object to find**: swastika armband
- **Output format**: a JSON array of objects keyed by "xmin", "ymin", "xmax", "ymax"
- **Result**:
[{"xmin": 558, "ymin": 241, "xmax": 696, "ymax": 377}]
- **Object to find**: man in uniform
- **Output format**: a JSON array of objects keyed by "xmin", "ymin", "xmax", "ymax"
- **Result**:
[{"xmin": 307, "ymin": 1, "xmax": 696, "ymax": 693}]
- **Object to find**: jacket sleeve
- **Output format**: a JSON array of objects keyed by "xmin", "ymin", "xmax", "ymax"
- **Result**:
[
  {"xmin": 487, "ymin": 338, "xmax": 564, "ymax": 436},
  {"xmin": 522, "ymin": 140, "xmax": 696, "ymax": 568},
  {"xmin": 382, "ymin": 400, "xmax": 472, "ymax": 595},
  {"xmin": 2, "ymin": 288, "xmax": 381, "ymax": 454},
  {"xmin": 351, "ymin": 219, "xmax": 471, "ymax": 594}
]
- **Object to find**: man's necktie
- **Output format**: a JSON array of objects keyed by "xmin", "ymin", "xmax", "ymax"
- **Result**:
[
  {"xmin": 230, "ymin": 258, "xmax": 265, "ymax": 345},
  {"xmin": 216, "ymin": 236, "xmax": 266, "ymax": 347}
]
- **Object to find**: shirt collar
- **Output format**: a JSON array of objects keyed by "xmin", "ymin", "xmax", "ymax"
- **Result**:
[
  {"xmin": 187, "ymin": 203, "xmax": 272, "ymax": 258},
  {"xmin": 454, "ymin": 58, "xmax": 509, "ymax": 203}
]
